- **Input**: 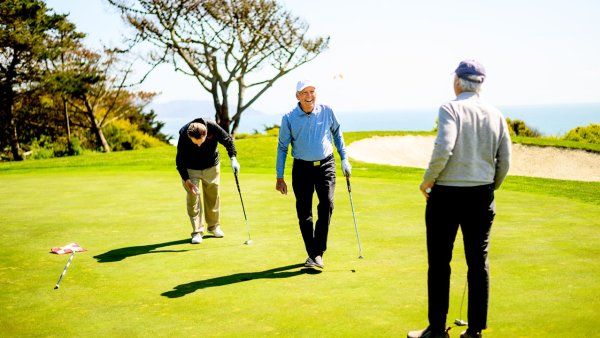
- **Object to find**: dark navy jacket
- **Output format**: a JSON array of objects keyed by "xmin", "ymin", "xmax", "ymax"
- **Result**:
[{"xmin": 176, "ymin": 118, "xmax": 237, "ymax": 180}]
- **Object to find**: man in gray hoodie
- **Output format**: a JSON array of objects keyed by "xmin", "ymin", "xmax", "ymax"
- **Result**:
[{"xmin": 409, "ymin": 60, "xmax": 511, "ymax": 338}]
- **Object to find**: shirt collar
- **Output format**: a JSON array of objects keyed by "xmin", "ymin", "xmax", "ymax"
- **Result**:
[
  {"xmin": 456, "ymin": 92, "xmax": 479, "ymax": 100},
  {"xmin": 295, "ymin": 102, "xmax": 320, "ymax": 116}
]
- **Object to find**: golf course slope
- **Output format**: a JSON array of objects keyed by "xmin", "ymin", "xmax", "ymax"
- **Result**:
[{"xmin": 1, "ymin": 132, "xmax": 598, "ymax": 337}]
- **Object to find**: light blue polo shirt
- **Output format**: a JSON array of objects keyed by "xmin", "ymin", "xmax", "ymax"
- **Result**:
[{"xmin": 276, "ymin": 103, "xmax": 347, "ymax": 178}]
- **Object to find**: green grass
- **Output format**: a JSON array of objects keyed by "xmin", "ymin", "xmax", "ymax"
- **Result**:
[
  {"xmin": 1, "ymin": 133, "xmax": 599, "ymax": 337},
  {"xmin": 512, "ymin": 135, "xmax": 600, "ymax": 153}
]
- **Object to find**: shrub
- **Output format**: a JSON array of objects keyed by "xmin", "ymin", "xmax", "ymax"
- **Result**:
[
  {"xmin": 506, "ymin": 118, "xmax": 541, "ymax": 137},
  {"xmin": 103, "ymin": 119, "xmax": 167, "ymax": 151},
  {"xmin": 264, "ymin": 124, "xmax": 280, "ymax": 137},
  {"xmin": 234, "ymin": 133, "xmax": 253, "ymax": 139},
  {"xmin": 26, "ymin": 135, "xmax": 82, "ymax": 159},
  {"xmin": 237, "ymin": 124, "xmax": 279, "ymax": 139},
  {"xmin": 563, "ymin": 124, "xmax": 600, "ymax": 144},
  {"xmin": 66, "ymin": 137, "xmax": 85, "ymax": 156},
  {"xmin": 28, "ymin": 136, "xmax": 55, "ymax": 159}
]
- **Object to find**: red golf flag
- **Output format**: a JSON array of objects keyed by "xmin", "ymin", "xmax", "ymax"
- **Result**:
[{"xmin": 50, "ymin": 243, "xmax": 86, "ymax": 255}]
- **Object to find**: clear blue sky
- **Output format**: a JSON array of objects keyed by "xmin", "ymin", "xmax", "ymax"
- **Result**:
[{"xmin": 46, "ymin": 0, "xmax": 600, "ymax": 114}]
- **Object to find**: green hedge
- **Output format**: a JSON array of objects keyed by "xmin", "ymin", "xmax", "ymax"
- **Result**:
[
  {"xmin": 103, "ymin": 119, "xmax": 167, "ymax": 151},
  {"xmin": 506, "ymin": 118, "xmax": 541, "ymax": 137},
  {"xmin": 563, "ymin": 124, "xmax": 600, "ymax": 144}
]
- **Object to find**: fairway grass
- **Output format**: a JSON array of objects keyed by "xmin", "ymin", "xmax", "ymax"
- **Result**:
[{"xmin": 1, "ymin": 134, "xmax": 598, "ymax": 337}]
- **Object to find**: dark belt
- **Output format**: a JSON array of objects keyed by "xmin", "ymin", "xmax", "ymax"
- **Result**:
[{"xmin": 293, "ymin": 154, "xmax": 334, "ymax": 167}]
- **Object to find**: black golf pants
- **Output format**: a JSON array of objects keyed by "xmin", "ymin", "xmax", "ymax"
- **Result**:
[
  {"xmin": 425, "ymin": 184, "xmax": 495, "ymax": 332},
  {"xmin": 292, "ymin": 154, "xmax": 336, "ymax": 259}
]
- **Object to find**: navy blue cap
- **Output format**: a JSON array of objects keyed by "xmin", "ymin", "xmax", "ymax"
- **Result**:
[{"xmin": 455, "ymin": 59, "xmax": 486, "ymax": 81}]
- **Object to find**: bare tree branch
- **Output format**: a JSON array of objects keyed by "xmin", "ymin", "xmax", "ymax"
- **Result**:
[{"xmin": 108, "ymin": 0, "xmax": 329, "ymax": 133}]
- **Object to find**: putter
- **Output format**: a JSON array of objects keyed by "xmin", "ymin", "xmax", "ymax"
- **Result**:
[
  {"xmin": 454, "ymin": 277, "xmax": 468, "ymax": 326},
  {"xmin": 54, "ymin": 252, "xmax": 75, "ymax": 289},
  {"xmin": 345, "ymin": 175, "xmax": 363, "ymax": 259},
  {"xmin": 234, "ymin": 171, "xmax": 252, "ymax": 245}
]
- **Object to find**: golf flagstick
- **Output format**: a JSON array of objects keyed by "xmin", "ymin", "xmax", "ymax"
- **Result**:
[
  {"xmin": 345, "ymin": 174, "xmax": 363, "ymax": 259},
  {"xmin": 234, "ymin": 171, "xmax": 252, "ymax": 245},
  {"xmin": 54, "ymin": 251, "xmax": 75, "ymax": 289}
]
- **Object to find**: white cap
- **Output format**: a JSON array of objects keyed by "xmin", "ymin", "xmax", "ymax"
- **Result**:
[{"xmin": 296, "ymin": 79, "xmax": 316, "ymax": 92}]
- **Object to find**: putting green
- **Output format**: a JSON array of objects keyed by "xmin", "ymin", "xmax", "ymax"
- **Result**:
[{"xmin": 0, "ymin": 132, "xmax": 598, "ymax": 336}]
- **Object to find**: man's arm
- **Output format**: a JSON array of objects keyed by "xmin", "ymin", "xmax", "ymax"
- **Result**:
[
  {"xmin": 175, "ymin": 136, "xmax": 190, "ymax": 181},
  {"xmin": 330, "ymin": 109, "xmax": 352, "ymax": 176},
  {"xmin": 423, "ymin": 105, "xmax": 458, "ymax": 183},
  {"xmin": 494, "ymin": 119, "xmax": 512, "ymax": 189},
  {"xmin": 276, "ymin": 115, "xmax": 292, "ymax": 179},
  {"xmin": 330, "ymin": 109, "xmax": 347, "ymax": 161},
  {"xmin": 209, "ymin": 121, "xmax": 237, "ymax": 158},
  {"xmin": 276, "ymin": 115, "xmax": 292, "ymax": 194}
]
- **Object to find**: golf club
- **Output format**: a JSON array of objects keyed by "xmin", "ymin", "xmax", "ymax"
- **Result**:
[
  {"xmin": 54, "ymin": 251, "xmax": 75, "ymax": 289},
  {"xmin": 345, "ymin": 174, "xmax": 363, "ymax": 259},
  {"xmin": 454, "ymin": 277, "xmax": 468, "ymax": 326},
  {"xmin": 234, "ymin": 171, "xmax": 252, "ymax": 245}
]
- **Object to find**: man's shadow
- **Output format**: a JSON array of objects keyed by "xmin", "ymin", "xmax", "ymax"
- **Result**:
[
  {"xmin": 162, "ymin": 263, "xmax": 321, "ymax": 298},
  {"xmin": 94, "ymin": 239, "xmax": 190, "ymax": 263}
]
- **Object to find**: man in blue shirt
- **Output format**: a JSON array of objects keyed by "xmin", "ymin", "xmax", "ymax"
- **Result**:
[{"xmin": 275, "ymin": 80, "xmax": 352, "ymax": 269}]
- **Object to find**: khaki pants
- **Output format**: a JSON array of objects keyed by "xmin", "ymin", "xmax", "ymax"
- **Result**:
[{"xmin": 183, "ymin": 165, "xmax": 220, "ymax": 236}]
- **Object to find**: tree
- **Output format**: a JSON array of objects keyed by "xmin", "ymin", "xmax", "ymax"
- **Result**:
[
  {"xmin": 0, "ymin": 0, "xmax": 81, "ymax": 160},
  {"xmin": 43, "ymin": 21, "xmax": 98, "ymax": 146},
  {"xmin": 109, "ymin": 0, "xmax": 329, "ymax": 134},
  {"xmin": 128, "ymin": 109, "xmax": 173, "ymax": 144},
  {"xmin": 59, "ymin": 48, "xmax": 156, "ymax": 152}
]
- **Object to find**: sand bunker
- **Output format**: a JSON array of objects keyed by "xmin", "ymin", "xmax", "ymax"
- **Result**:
[{"xmin": 346, "ymin": 136, "xmax": 600, "ymax": 182}]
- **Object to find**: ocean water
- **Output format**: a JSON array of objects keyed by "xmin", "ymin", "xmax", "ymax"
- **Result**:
[
  {"xmin": 338, "ymin": 102, "xmax": 600, "ymax": 136},
  {"xmin": 156, "ymin": 102, "xmax": 600, "ymax": 141}
]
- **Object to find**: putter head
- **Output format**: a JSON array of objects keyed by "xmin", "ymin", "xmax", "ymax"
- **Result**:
[
  {"xmin": 244, "ymin": 240, "xmax": 253, "ymax": 245},
  {"xmin": 454, "ymin": 319, "xmax": 468, "ymax": 326},
  {"xmin": 54, "ymin": 285, "xmax": 59, "ymax": 290},
  {"xmin": 358, "ymin": 255, "xmax": 364, "ymax": 259}
]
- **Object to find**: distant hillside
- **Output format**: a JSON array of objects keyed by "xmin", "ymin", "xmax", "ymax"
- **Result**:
[{"xmin": 149, "ymin": 100, "xmax": 279, "ymax": 141}]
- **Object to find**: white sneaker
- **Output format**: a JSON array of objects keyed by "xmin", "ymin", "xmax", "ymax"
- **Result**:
[
  {"xmin": 304, "ymin": 257, "xmax": 316, "ymax": 267},
  {"xmin": 314, "ymin": 255, "xmax": 324, "ymax": 268},
  {"xmin": 191, "ymin": 233, "xmax": 203, "ymax": 244},
  {"xmin": 209, "ymin": 226, "xmax": 225, "ymax": 238}
]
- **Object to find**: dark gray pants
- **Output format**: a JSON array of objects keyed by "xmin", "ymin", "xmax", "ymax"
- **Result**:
[
  {"xmin": 425, "ymin": 184, "xmax": 495, "ymax": 331},
  {"xmin": 292, "ymin": 154, "xmax": 336, "ymax": 259}
]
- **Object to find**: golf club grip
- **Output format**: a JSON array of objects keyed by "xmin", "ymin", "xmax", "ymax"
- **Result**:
[{"xmin": 345, "ymin": 175, "xmax": 351, "ymax": 192}]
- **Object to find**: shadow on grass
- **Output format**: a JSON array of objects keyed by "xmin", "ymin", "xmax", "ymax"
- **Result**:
[
  {"xmin": 94, "ymin": 239, "xmax": 190, "ymax": 263},
  {"xmin": 162, "ymin": 263, "xmax": 321, "ymax": 298}
]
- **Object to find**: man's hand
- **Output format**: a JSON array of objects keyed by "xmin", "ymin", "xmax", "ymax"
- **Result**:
[
  {"xmin": 185, "ymin": 179, "xmax": 199, "ymax": 195},
  {"xmin": 231, "ymin": 156, "xmax": 240, "ymax": 175},
  {"xmin": 419, "ymin": 180, "xmax": 434, "ymax": 200},
  {"xmin": 275, "ymin": 178, "xmax": 288, "ymax": 195},
  {"xmin": 342, "ymin": 159, "xmax": 352, "ymax": 177}
]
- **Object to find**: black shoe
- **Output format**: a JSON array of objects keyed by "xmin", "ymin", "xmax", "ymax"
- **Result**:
[
  {"xmin": 407, "ymin": 326, "xmax": 450, "ymax": 338},
  {"xmin": 460, "ymin": 328, "xmax": 482, "ymax": 338}
]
